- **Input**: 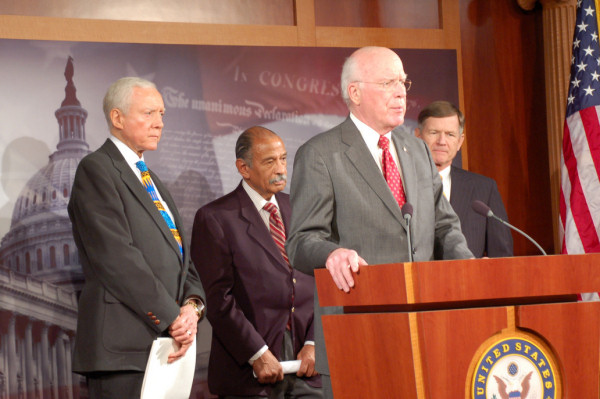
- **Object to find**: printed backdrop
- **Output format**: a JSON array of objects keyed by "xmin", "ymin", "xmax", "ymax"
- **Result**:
[{"xmin": 0, "ymin": 39, "xmax": 458, "ymax": 398}]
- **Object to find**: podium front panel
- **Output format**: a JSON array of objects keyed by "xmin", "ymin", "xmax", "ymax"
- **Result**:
[{"xmin": 322, "ymin": 313, "xmax": 418, "ymax": 398}]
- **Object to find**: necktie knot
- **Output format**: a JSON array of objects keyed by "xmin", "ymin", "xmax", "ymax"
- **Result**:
[
  {"xmin": 135, "ymin": 160, "xmax": 148, "ymax": 172},
  {"xmin": 378, "ymin": 135, "xmax": 390, "ymax": 151},
  {"xmin": 263, "ymin": 202, "xmax": 278, "ymax": 215}
]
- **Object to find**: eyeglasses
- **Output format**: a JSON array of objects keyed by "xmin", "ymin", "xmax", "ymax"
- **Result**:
[{"xmin": 356, "ymin": 78, "xmax": 412, "ymax": 92}]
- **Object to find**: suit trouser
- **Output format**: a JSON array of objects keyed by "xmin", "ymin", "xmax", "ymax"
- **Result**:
[
  {"xmin": 320, "ymin": 375, "xmax": 333, "ymax": 399},
  {"xmin": 86, "ymin": 370, "xmax": 144, "ymax": 399},
  {"xmin": 220, "ymin": 330, "xmax": 323, "ymax": 399}
]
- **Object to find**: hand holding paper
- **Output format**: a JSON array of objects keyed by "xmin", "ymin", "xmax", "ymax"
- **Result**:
[
  {"xmin": 141, "ymin": 338, "xmax": 196, "ymax": 399},
  {"xmin": 252, "ymin": 349, "xmax": 283, "ymax": 384},
  {"xmin": 253, "ymin": 360, "xmax": 301, "ymax": 378},
  {"xmin": 295, "ymin": 344, "xmax": 317, "ymax": 377}
]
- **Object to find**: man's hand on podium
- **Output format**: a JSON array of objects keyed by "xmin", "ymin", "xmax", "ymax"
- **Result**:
[{"xmin": 325, "ymin": 248, "xmax": 368, "ymax": 293}]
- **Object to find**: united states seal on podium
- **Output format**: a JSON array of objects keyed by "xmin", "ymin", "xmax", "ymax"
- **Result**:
[{"xmin": 469, "ymin": 330, "xmax": 561, "ymax": 398}]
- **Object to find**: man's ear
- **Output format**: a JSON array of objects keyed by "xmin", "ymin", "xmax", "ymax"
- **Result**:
[
  {"xmin": 414, "ymin": 127, "xmax": 422, "ymax": 138},
  {"xmin": 110, "ymin": 108, "xmax": 124, "ymax": 130},
  {"xmin": 236, "ymin": 158, "xmax": 250, "ymax": 179},
  {"xmin": 348, "ymin": 83, "xmax": 361, "ymax": 106},
  {"xmin": 457, "ymin": 133, "xmax": 465, "ymax": 151}
]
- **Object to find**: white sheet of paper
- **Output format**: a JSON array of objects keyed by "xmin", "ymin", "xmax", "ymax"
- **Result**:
[
  {"xmin": 281, "ymin": 360, "xmax": 301, "ymax": 374},
  {"xmin": 253, "ymin": 360, "xmax": 302, "ymax": 378},
  {"xmin": 140, "ymin": 337, "xmax": 196, "ymax": 399}
]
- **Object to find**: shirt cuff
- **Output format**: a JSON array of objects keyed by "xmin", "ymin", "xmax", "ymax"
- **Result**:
[
  {"xmin": 248, "ymin": 345, "xmax": 268, "ymax": 365},
  {"xmin": 183, "ymin": 295, "xmax": 204, "ymax": 306}
]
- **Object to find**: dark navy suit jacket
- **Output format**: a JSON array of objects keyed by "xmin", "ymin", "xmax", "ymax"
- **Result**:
[{"xmin": 449, "ymin": 166, "xmax": 513, "ymax": 258}]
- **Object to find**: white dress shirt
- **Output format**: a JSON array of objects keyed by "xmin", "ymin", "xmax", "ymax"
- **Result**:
[
  {"xmin": 242, "ymin": 180, "xmax": 281, "ymax": 229},
  {"xmin": 439, "ymin": 165, "xmax": 451, "ymax": 200},
  {"xmin": 109, "ymin": 135, "xmax": 176, "ymax": 223},
  {"xmin": 350, "ymin": 113, "xmax": 405, "ymax": 182}
]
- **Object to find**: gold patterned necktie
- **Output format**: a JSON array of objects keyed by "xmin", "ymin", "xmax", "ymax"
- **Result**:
[{"xmin": 136, "ymin": 161, "xmax": 183, "ymax": 256}]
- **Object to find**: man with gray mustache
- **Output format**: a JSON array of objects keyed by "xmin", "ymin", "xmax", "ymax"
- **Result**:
[{"xmin": 191, "ymin": 126, "xmax": 322, "ymax": 398}]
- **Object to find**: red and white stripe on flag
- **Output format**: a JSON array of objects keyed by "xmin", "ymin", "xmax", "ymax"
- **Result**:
[{"xmin": 560, "ymin": 0, "xmax": 600, "ymax": 256}]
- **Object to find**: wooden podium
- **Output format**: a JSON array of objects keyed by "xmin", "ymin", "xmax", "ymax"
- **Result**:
[{"xmin": 315, "ymin": 254, "xmax": 600, "ymax": 398}]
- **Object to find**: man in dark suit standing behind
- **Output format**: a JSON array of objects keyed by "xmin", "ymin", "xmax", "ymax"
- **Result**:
[
  {"xmin": 286, "ymin": 46, "xmax": 473, "ymax": 398},
  {"xmin": 68, "ymin": 77, "xmax": 206, "ymax": 398},
  {"xmin": 191, "ymin": 126, "xmax": 322, "ymax": 399},
  {"xmin": 415, "ymin": 100, "xmax": 513, "ymax": 258}
]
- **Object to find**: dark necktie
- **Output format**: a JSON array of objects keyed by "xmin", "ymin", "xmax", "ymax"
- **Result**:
[
  {"xmin": 135, "ymin": 161, "xmax": 183, "ymax": 256},
  {"xmin": 378, "ymin": 135, "xmax": 406, "ymax": 207}
]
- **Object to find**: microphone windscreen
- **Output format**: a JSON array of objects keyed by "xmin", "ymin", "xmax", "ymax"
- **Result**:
[
  {"xmin": 471, "ymin": 200, "xmax": 492, "ymax": 217},
  {"xmin": 401, "ymin": 202, "xmax": 413, "ymax": 218}
]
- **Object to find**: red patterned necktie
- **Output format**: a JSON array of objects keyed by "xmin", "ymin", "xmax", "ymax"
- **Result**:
[
  {"xmin": 263, "ymin": 202, "xmax": 290, "ymax": 265},
  {"xmin": 378, "ymin": 135, "xmax": 406, "ymax": 207}
]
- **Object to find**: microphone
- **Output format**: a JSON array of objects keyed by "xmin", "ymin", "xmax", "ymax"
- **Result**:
[
  {"xmin": 401, "ymin": 203, "xmax": 414, "ymax": 262},
  {"xmin": 471, "ymin": 200, "xmax": 547, "ymax": 256}
]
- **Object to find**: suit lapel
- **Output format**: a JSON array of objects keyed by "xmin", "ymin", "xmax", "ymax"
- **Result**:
[
  {"xmin": 392, "ymin": 130, "xmax": 416, "ymax": 209},
  {"xmin": 449, "ymin": 166, "xmax": 472, "ymax": 220},
  {"xmin": 236, "ymin": 184, "xmax": 291, "ymax": 272},
  {"xmin": 102, "ymin": 140, "xmax": 183, "ymax": 263},
  {"xmin": 341, "ymin": 119, "xmax": 405, "ymax": 225},
  {"xmin": 276, "ymin": 191, "xmax": 291, "ymax": 235}
]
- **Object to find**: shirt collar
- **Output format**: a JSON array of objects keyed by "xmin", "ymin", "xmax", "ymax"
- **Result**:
[
  {"xmin": 350, "ymin": 112, "xmax": 393, "ymax": 147},
  {"xmin": 439, "ymin": 165, "xmax": 451, "ymax": 179},
  {"xmin": 109, "ymin": 135, "xmax": 145, "ymax": 166},
  {"xmin": 241, "ymin": 180, "xmax": 279, "ymax": 213}
]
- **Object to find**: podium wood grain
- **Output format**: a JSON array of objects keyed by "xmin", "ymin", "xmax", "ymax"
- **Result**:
[{"xmin": 315, "ymin": 254, "xmax": 600, "ymax": 398}]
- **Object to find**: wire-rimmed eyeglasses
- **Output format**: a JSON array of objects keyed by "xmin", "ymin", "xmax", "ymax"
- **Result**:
[{"xmin": 355, "ymin": 79, "xmax": 412, "ymax": 92}]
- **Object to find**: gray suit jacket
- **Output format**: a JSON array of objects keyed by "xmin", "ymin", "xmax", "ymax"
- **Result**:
[
  {"xmin": 68, "ymin": 139, "xmax": 205, "ymax": 373},
  {"xmin": 286, "ymin": 117, "xmax": 473, "ymax": 375},
  {"xmin": 449, "ymin": 166, "xmax": 513, "ymax": 258}
]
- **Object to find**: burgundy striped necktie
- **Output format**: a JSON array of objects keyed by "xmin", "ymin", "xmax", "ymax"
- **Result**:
[
  {"xmin": 263, "ymin": 202, "xmax": 290, "ymax": 265},
  {"xmin": 263, "ymin": 202, "xmax": 293, "ymax": 330}
]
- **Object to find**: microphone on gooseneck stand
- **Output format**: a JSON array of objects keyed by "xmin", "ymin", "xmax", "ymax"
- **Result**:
[
  {"xmin": 471, "ymin": 200, "xmax": 547, "ymax": 256},
  {"xmin": 401, "ymin": 202, "xmax": 414, "ymax": 262}
]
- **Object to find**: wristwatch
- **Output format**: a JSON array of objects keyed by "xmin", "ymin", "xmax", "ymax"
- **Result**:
[{"xmin": 184, "ymin": 299, "xmax": 205, "ymax": 320}]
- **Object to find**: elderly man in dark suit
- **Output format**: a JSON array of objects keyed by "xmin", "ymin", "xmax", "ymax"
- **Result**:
[
  {"xmin": 191, "ymin": 126, "xmax": 321, "ymax": 399},
  {"xmin": 286, "ymin": 46, "xmax": 473, "ymax": 398},
  {"xmin": 415, "ymin": 100, "xmax": 513, "ymax": 258},
  {"xmin": 68, "ymin": 77, "xmax": 206, "ymax": 398}
]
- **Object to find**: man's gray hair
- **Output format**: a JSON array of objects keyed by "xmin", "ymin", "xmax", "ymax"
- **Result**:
[
  {"xmin": 340, "ymin": 55, "xmax": 359, "ymax": 106},
  {"xmin": 102, "ymin": 77, "xmax": 157, "ymax": 128}
]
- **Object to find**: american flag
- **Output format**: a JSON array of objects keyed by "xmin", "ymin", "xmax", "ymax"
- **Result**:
[{"xmin": 560, "ymin": 0, "xmax": 600, "ymax": 256}]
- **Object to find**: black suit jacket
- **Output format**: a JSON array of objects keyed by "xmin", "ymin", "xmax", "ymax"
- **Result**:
[
  {"xmin": 191, "ymin": 183, "xmax": 319, "ymax": 396},
  {"xmin": 68, "ymin": 139, "xmax": 205, "ymax": 373},
  {"xmin": 449, "ymin": 166, "xmax": 513, "ymax": 257}
]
